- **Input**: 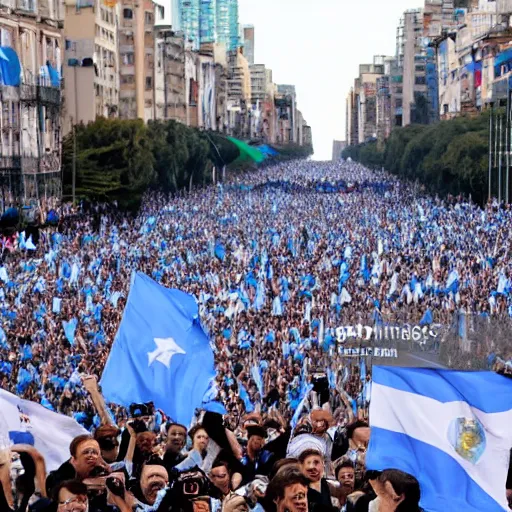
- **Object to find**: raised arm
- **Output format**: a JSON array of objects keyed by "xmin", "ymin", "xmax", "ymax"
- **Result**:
[{"xmin": 82, "ymin": 374, "xmax": 117, "ymax": 427}]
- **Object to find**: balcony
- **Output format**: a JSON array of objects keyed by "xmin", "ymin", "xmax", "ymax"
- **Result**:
[
  {"xmin": 0, "ymin": 85, "xmax": 20, "ymax": 102},
  {"xmin": 0, "ymin": 156, "xmax": 21, "ymax": 173},
  {"xmin": 38, "ymin": 85, "xmax": 61, "ymax": 106},
  {"xmin": 20, "ymin": 84, "xmax": 37, "ymax": 102},
  {"xmin": 39, "ymin": 152, "xmax": 60, "ymax": 173}
]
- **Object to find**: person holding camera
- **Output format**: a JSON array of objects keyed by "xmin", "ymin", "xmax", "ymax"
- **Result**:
[{"xmin": 46, "ymin": 435, "xmax": 107, "ymax": 497}]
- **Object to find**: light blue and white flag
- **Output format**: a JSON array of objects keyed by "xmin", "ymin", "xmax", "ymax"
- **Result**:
[
  {"xmin": 0, "ymin": 266, "xmax": 8, "ymax": 282},
  {"xmin": 238, "ymin": 381, "xmax": 254, "ymax": 413},
  {"xmin": 100, "ymin": 272, "xmax": 215, "ymax": 426},
  {"xmin": 367, "ymin": 366, "xmax": 512, "ymax": 512},
  {"xmin": 0, "ymin": 388, "xmax": 88, "ymax": 471},
  {"xmin": 291, "ymin": 384, "xmax": 314, "ymax": 430},
  {"xmin": 26, "ymin": 235, "xmax": 36, "ymax": 251},
  {"xmin": 62, "ymin": 318, "xmax": 78, "ymax": 345},
  {"xmin": 251, "ymin": 364, "xmax": 264, "ymax": 397}
]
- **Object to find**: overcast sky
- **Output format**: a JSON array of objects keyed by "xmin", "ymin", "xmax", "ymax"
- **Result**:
[{"xmin": 238, "ymin": 0, "xmax": 421, "ymax": 161}]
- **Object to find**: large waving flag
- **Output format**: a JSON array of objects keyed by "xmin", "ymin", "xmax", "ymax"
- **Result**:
[
  {"xmin": 0, "ymin": 388, "xmax": 88, "ymax": 471},
  {"xmin": 100, "ymin": 272, "xmax": 215, "ymax": 426},
  {"xmin": 367, "ymin": 366, "xmax": 512, "ymax": 511}
]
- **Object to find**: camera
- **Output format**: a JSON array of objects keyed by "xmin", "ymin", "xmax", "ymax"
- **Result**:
[
  {"xmin": 129, "ymin": 419, "xmax": 148, "ymax": 434},
  {"xmin": 130, "ymin": 402, "xmax": 154, "ymax": 418},
  {"xmin": 106, "ymin": 476, "xmax": 125, "ymax": 499},
  {"xmin": 173, "ymin": 468, "xmax": 212, "ymax": 499}
]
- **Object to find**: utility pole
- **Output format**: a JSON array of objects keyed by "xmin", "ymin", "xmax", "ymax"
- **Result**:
[
  {"xmin": 163, "ymin": 31, "xmax": 169, "ymax": 120},
  {"xmin": 72, "ymin": 122, "xmax": 76, "ymax": 205}
]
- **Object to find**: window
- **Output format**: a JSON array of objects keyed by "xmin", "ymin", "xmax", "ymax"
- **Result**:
[
  {"xmin": 121, "ymin": 74, "xmax": 134, "ymax": 84},
  {"xmin": 395, "ymin": 99, "xmax": 402, "ymax": 108},
  {"xmin": 415, "ymin": 65, "xmax": 425, "ymax": 72},
  {"xmin": 122, "ymin": 52, "xmax": 134, "ymax": 65},
  {"xmin": 145, "ymin": 76, "xmax": 152, "ymax": 89},
  {"xmin": 415, "ymin": 76, "xmax": 426, "ymax": 85},
  {"xmin": 145, "ymin": 12, "xmax": 153, "ymax": 24},
  {"xmin": 123, "ymin": 8, "xmax": 133, "ymax": 18}
]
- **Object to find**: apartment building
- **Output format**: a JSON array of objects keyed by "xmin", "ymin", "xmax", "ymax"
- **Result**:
[
  {"xmin": 243, "ymin": 24, "xmax": 254, "ymax": 64},
  {"xmin": 357, "ymin": 60, "xmax": 384, "ymax": 143},
  {"xmin": 63, "ymin": 0, "xmax": 119, "ymax": 132},
  {"xmin": 118, "ymin": 0, "xmax": 156, "ymax": 121},
  {"xmin": 0, "ymin": 0, "xmax": 63, "ymax": 204},
  {"xmin": 226, "ymin": 48, "xmax": 250, "ymax": 138},
  {"xmin": 402, "ymin": 9, "xmax": 427, "ymax": 126}
]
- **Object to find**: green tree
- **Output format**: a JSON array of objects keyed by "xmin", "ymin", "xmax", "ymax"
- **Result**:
[
  {"xmin": 62, "ymin": 118, "xmax": 155, "ymax": 208},
  {"xmin": 148, "ymin": 120, "xmax": 189, "ymax": 193},
  {"xmin": 411, "ymin": 92, "xmax": 430, "ymax": 125},
  {"xmin": 343, "ymin": 111, "xmax": 491, "ymax": 205}
]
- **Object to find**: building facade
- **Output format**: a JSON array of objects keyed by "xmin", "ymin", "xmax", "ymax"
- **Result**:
[
  {"xmin": 357, "ymin": 60, "xmax": 384, "ymax": 143},
  {"xmin": 243, "ymin": 24, "xmax": 254, "ymax": 64},
  {"xmin": 118, "ymin": 0, "xmax": 156, "ymax": 121},
  {"xmin": 332, "ymin": 140, "xmax": 346, "ymax": 161},
  {"xmin": 63, "ymin": 0, "xmax": 119, "ymax": 131},
  {"xmin": 0, "ymin": 0, "xmax": 63, "ymax": 205}
]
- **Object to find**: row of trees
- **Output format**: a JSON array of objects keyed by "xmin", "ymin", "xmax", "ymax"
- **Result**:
[
  {"xmin": 62, "ymin": 118, "xmax": 312, "ymax": 208},
  {"xmin": 342, "ymin": 113, "xmax": 490, "ymax": 205}
]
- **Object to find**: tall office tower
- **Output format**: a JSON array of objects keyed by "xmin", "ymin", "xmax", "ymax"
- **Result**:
[
  {"xmin": 217, "ymin": 0, "xmax": 240, "ymax": 51},
  {"xmin": 181, "ymin": 0, "xmax": 200, "ymax": 49},
  {"xmin": 200, "ymin": 0, "xmax": 217, "ymax": 44}
]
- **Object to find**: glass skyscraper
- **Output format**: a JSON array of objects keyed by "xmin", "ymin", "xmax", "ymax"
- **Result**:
[
  {"xmin": 180, "ymin": 0, "xmax": 239, "ymax": 50},
  {"xmin": 180, "ymin": 0, "xmax": 200, "ymax": 49},
  {"xmin": 199, "ymin": 0, "xmax": 216, "ymax": 44}
]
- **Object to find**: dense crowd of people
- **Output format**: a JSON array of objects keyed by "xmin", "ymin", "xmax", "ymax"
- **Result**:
[{"xmin": 1, "ymin": 159, "xmax": 512, "ymax": 511}]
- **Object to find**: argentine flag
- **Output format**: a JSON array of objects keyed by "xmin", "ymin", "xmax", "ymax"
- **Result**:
[{"xmin": 367, "ymin": 367, "xmax": 512, "ymax": 511}]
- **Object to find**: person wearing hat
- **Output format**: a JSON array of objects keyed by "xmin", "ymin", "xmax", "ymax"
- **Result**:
[{"xmin": 239, "ymin": 425, "xmax": 275, "ymax": 485}]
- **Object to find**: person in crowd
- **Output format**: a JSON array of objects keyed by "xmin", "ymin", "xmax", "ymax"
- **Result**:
[
  {"xmin": 46, "ymin": 436, "xmax": 107, "ymax": 496},
  {"xmin": 138, "ymin": 463, "xmax": 169, "ymax": 507},
  {"xmin": 163, "ymin": 424, "xmax": 188, "ymax": 473},
  {"xmin": 209, "ymin": 460, "xmax": 233, "ymax": 498},
  {"xmin": 368, "ymin": 470, "xmax": 422, "ymax": 512},
  {"xmin": 334, "ymin": 459, "xmax": 356, "ymax": 511},
  {"xmin": 239, "ymin": 426, "xmax": 276, "ymax": 484},
  {"xmin": 343, "ymin": 422, "xmax": 370, "ymax": 483},
  {"xmin": 2, "ymin": 159, "xmax": 512, "ymax": 511},
  {"xmin": 94, "ymin": 425, "xmax": 121, "ymax": 465},
  {"xmin": 54, "ymin": 480, "xmax": 89, "ymax": 512},
  {"xmin": 267, "ymin": 466, "xmax": 310, "ymax": 512},
  {"xmin": 298, "ymin": 449, "xmax": 338, "ymax": 512}
]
